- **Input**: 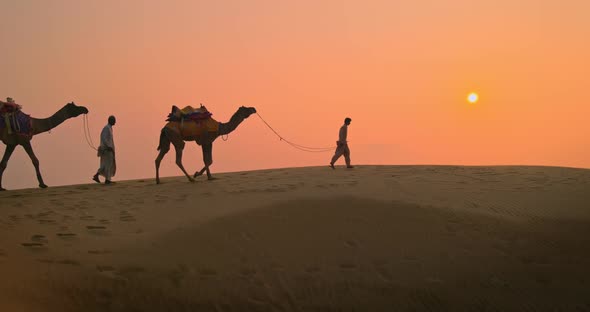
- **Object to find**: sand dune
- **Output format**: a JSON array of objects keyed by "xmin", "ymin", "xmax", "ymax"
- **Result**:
[{"xmin": 1, "ymin": 165, "xmax": 589, "ymax": 311}]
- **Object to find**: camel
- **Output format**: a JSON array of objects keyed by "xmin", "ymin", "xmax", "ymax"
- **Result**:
[
  {"xmin": 0, "ymin": 102, "xmax": 89, "ymax": 191},
  {"xmin": 155, "ymin": 106, "xmax": 257, "ymax": 184}
]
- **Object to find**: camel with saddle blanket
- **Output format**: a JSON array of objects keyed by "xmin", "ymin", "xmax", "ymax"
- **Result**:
[
  {"xmin": 0, "ymin": 98, "xmax": 88, "ymax": 190},
  {"xmin": 155, "ymin": 104, "xmax": 256, "ymax": 184}
]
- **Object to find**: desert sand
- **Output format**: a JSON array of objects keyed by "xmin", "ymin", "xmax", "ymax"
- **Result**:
[{"xmin": 1, "ymin": 165, "xmax": 589, "ymax": 311}]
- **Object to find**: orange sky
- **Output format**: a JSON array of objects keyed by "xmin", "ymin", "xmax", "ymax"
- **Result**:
[{"xmin": 1, "ymin": 0, "xmax": 589, "ymax": 189}]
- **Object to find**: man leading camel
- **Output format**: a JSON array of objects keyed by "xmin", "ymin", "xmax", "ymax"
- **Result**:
[
  {"xmin": 93, "ymin": 115, "xmax": 117, "ymax": 184},
  {"xmin": 330, "ymin": 117, "xmax": 354, "ymax": 169}
]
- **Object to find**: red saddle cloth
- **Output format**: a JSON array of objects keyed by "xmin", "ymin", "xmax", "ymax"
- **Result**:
[{"xmin": 0, "ymin": 101, "xmax": 21, "ymax": 114}]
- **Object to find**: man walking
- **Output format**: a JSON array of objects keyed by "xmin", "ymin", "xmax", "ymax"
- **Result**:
[
  {"xmin": 330, "ymin": 117, "xmax": 354, "ymax": 169},
  {"xmin": 93, "ymin": 115, "xmax": 117, "ymax": 184}
]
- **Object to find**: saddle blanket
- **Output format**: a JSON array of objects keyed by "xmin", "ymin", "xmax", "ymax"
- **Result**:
[
  {"xmin": 0, "ymin": 111, "xmax": 33, "ymax": 138},
  {"xmin": 165, "ymin": 117, "xmax": 219, "ymax": 138}
]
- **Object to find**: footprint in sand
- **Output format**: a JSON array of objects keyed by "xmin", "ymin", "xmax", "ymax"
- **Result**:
[
  {"xmin": 269, "ymin": 263, "xmax": 285, "ymax": 271},
  {"xmin": 375, "ymin": 267, "xmax": 393, "ymax": 282},
  {"xmin": 56, "ymin": 259, "xmax": 80, "ymax": 266},
  {"xmin": 96, "ymin": 265, "xmax": 115, "ymax": 272},
  {"xmin": 116, "ymin": 265, "xmax": 146, "ymax": 278},
  {"xmin": 240, "ymin": 267, "xmax": 257, "ymax": 277},
  {"xmin": 8, "ymin": 215, "xmax": 22, "ymax": 224},
  {"xmin": 37, "ymin": 258, "xmax": 55, "ymax": 264},
  {"xmin": 49, "ymin": 199, "xmax": 64, "ymax": 206},
  {"xmin": 87, "ymin": 225, "xmax": 107, "ymax": 230},
  {"xmin": 87, "ymin": 226, "xmax": 109, "ymax": 235},
  {"xmin": 345, "ymin": 239, "xmax": 358, "ymax": 248},
  {"xmin": 31, "ymin": 234, "xmax": 48, "ymax": 244},
  {"xmin": 403, "ymin": 254, "xmax": 419, "ymax": 262},
  {"xmin": 88, "ymin": 249, "xmax": 112, "ymax": 255},
  {"xmin": 198, "ymin": 268, "xmax": 218, "ymax": 277},
  {"xmin": 37, "ymin": 211, "xmax": 54, "ymax": 218},
  {"xmin": 410, "ymin": 289, "xmax": 448, "ymax": 310},
  {"xmin": 119, "ymin": 211, "xmax": 136, "ymax": 222},
  {"xmin": 241, "ymin": 232, "xmax": 253, "ymax": 241},
  {"xmin": 57, "ymin": 233, "xmax": 78, "ymax": 240},
  {"xmin": 339, "ymin": 262, "xmax": 357, "ymax": 270},
  {"xmin": 61, "ymin": 215, "xmax": 75, "ymax": 221}
]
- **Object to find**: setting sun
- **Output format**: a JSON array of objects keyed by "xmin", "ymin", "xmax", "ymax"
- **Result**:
[{"xmin": 467, "ymin": 92, "xmax": 479, "ymax": 104}]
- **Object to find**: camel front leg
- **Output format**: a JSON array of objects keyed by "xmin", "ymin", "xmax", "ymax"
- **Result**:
[
  {"xmin": 155, "ymin": 130, "xmax": 171, "ymax": 184},
  {"xmin": 202, "ymin": 142, "xmax": 215, "ymax": 180},
  {"xmin": 193, "ymin": 142, "xmax": 215, "ymax": 180},
  {"xmin": 155, "ymin": 148, "xmax": 167, "ymax": 184},
  {"xmin": 0, "ymin": 144, "xmax": 17, "ymax": 191},
  {"xmin": 193, "ymin": 166, "xmax": 207, "ymax": 178},
  {"xmin": 21, "ymin": 142, "xmax": 47, "ymax": 188},
  {"xmin": 174, "ymin": 141, "xmax": 195, "ymax": 183}
]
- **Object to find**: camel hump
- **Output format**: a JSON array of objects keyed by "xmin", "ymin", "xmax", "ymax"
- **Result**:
[
  {"xmin": 169, "ymin": 105, "xmax": 206, "ymax": 118},
  {"xmin": 167, "ymin": 105, "xmax": 212, "ymax": 122}
]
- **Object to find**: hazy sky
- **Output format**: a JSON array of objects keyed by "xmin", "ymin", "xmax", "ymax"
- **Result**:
[{"xmin": 1, "ymin": 0, "xmax": 589, "ymax": 189}]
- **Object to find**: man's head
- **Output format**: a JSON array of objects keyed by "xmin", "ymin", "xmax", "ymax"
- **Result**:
[
  {"xmin": 344, "ymin": 117, "xmax": 351, "ymax": 126},
  {"xmin": 108, "ymin": 115, "xmax": 116, "ymax": 126},
  {"xmin": 6, "ymin": 97, "xmax": 14, "ymax": 103}
]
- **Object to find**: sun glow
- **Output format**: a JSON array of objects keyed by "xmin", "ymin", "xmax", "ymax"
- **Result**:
[{"xmin": 467, "ymin": 92, "xmax": 479, "ymax": 104}]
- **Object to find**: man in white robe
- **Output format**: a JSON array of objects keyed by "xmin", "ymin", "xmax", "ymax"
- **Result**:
[{"xmin": 93, "ymin": 116, "xmax": 117, "ymax": 184}]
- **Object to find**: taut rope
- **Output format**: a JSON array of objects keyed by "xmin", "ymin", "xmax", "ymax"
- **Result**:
[{"xmin": 255, "ymin": 112, "xmax": 335, "ymax": 153}]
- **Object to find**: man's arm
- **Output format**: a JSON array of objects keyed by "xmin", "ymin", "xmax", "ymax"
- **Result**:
[{"xmin": 338, "ymin": 126, "xmax": 347, "ymax": 143}]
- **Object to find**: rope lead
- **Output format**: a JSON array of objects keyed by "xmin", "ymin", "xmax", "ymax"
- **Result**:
[
  {"xmin": 83, "ymin": 114, "xmax": 98, "ymax": 151},
  {"xmin": 255, "ymin": 113, "xmax": 335, "ymax": 153}
]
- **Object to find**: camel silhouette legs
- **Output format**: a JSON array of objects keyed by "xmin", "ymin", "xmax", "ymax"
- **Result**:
[
  {"xmin": 0, "ymin": 144, "xmax": 17, "ymax": 191},
  {"xmin": 21, "ymin": 142, "xmax": 47, "ymax": 188},
  {"xmin": 193, "ymin": 142, "xmax": 215, "ymax": 180},
  {"xmin": 155, "ymin": 128, "xmax": 194, "ymax": 184}
]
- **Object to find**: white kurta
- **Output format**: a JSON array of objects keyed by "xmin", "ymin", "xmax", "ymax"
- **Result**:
[{"xmin": 97, "ymin": 124, "xmax": 116, "ymax": 180}]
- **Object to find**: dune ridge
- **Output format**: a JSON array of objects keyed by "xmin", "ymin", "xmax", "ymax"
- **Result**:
[{"xmin": 1, "ymin": 165, "xmax": 589, "ymax": 311}]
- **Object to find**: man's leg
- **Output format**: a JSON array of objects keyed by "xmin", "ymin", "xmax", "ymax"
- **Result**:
[
  {"xmin": 344, "ymin": 145, "xmax": 353, "ymax": 168},
  {"xmin": 104, "ymin": 152, "xmax": 114, "ymax": 184},
  {"xmin": 330, "ymin": 145, "xmax": 344, "ymax": 169},
  {"xmin": 93, "ymin": 168, "xmax": 101, "ymax": 183}
]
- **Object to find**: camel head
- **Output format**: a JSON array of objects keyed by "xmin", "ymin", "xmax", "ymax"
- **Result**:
[
  {"xmin": 64, "ymin": 102, "xmax": 89, "ymax": 117},
  {"xmin": 238, "ymin": 106, "xmax": 257, "ymax": 119}
]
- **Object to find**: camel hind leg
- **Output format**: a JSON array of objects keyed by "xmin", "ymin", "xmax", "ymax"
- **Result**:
[
  {"xmin": 174, "ymin": 139, "xmax": 195, "ymax": 183},
  {"xmin": 155, "ymin": 129, "xmax": 171, "ymax": 184},
  {"xmin": 156, "ymin": 128, "xmax": 194, "ymax": 184}
]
